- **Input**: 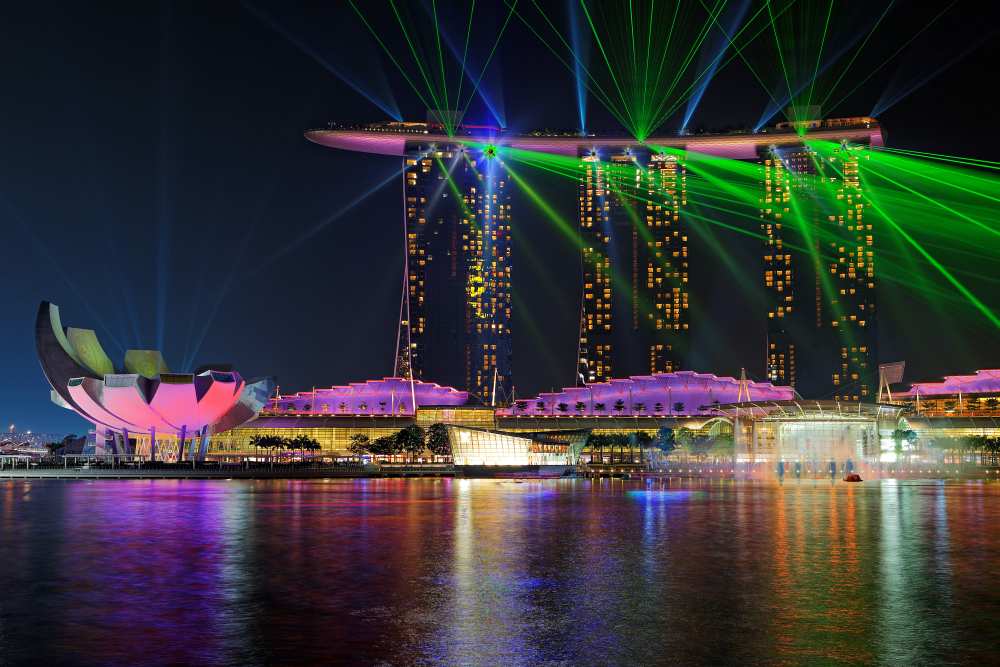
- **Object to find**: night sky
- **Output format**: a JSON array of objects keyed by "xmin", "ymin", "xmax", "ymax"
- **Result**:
[{"xmin": 2, "ymin": 1, "xmax": 998, "ymax": 435}]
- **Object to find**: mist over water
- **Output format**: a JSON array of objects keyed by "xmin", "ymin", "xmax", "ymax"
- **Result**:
[{"xmin": 1, "ymin": 478, "xmax": 998, "ymax": 665}]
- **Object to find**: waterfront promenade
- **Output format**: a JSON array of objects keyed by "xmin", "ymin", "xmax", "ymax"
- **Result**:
[{"xmin": 2, "ymin": 457, "xmax": 997, "ymax": 480}]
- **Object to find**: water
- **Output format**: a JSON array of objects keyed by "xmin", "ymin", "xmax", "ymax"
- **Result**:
[{"xmin": 1, "ymin": 478, "xmax": 998, "ymax": 666}]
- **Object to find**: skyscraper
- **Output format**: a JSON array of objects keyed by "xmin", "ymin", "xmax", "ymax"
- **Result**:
[
  {"xmin": 759, "ymin": 136, "xmax": 876, "ymax": 400},
  {"xmin": 577, "ymin": 147, "xmax": 688, "ymax": 383},
  {"xmin": 395, "ymin": 143, "xmax": 512, "ymax": 404}
]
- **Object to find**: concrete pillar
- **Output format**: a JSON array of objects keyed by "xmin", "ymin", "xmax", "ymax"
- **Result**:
[
  {"xmin": 149, "ymin": 427, "xmax": 157, "ymax": 462},
  {"xmin": 122, "ymin": 429, "xmax": 132, "ymax": 457},
  {"xmin": 197, "ymin": 426, "xmax": 211, "ymax": 462},
  {"xmin": 177, "ymin": 425, "xmax": 187, "ymax": 463}
]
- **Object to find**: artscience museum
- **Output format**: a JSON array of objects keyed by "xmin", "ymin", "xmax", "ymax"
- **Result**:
[{"xmin": 36, "ymin": 301, "xmax": 273, "ymax": 461}]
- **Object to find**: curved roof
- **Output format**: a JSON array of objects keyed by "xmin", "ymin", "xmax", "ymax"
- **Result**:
[
  {"xmin": 499, "ymin": 371, "xmax": 795, "ymax": 417},
  {"xmin": 304, "ymin": 122, "xmax": 883, "ymax": 159},
  {"xmin": 268, "ymin": 377, "xmax": 469, "ymax": 416},
  {"xmin": 36, "ymin": 301, "xmax": 273, "ymax": 437},
  {"xmin": 901, "ymin": 369, "xmax": 1000, "ymax": 397}
]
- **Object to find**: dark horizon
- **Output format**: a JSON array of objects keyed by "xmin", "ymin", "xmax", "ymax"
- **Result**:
[{"xmin": 3, "ymin": 1, "xmax": 998, "ymax": 435}]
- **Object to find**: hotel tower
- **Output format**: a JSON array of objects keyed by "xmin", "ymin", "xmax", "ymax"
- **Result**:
[
  {"xmin": 760, "ymin": 129, "xmax": 876, "ymax": 400},
  {"xmin": 577, "ymin": 147, "xmax": 689, "ymax": 383},
  {"xmin": 394, "ymin": 141, "xmax": 513, "ymax": 405}
]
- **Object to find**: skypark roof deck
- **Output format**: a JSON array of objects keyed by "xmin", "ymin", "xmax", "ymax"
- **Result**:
[{"xmin": 305, "ymin": 117, "xmax": 883, "ymax": 159}]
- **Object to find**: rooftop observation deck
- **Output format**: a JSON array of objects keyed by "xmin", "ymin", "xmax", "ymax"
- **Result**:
[{"xmin": 304, "ymin": 117, "xmax": 883, "ymax": 159}]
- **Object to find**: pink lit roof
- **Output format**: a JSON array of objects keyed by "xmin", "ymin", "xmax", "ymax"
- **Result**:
[
  {"xmin": 271, "ymin": 377, "xmax": 468, "ymax": 415},
  {"xmin": 900, "ymin": 369, "xmax": 1000, "ymax": 397},
  {"xmin": 499, "ymin": 371, "xmax": 795, "ymax": 416}
]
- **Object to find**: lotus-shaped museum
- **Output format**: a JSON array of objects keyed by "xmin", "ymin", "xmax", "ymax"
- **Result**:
[{"xmin": 36, "ymin": 301, "xmax": 273, "ymax": 460}]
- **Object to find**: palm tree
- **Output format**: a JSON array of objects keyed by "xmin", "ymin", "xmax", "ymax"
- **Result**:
[
  {"xmin": 536, "ymin": 401, "xmax": 547, "ymax": 413},
  {"xmin": 633, "ymin": 402, "xmax": 646, "ymax": 414},
  {"xmin": 673, "ymin": 402, "xmax": 685, "ymax": 414},
  {"xmin": 593, "ymin": 402, "xmax": 606, "ymax": 413},
  {"xmin": 653, "ymin": 402, "xmax": 664, "ymax": 413},
  {"xmin": 574, "ymin": 401, "xmax": 586, "ymax": 415},
  {"xmin": 557, "ymin": 402, "xmax": 569, "ymax": 414},
  {"xmin": 613, "ymin": 399, "xmax": 626, "ymax": 414}
]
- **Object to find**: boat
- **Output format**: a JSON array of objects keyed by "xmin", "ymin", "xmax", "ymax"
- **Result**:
[{"xmin": 843, "ymin": 473, "xmax": 863, "ymax": 482}]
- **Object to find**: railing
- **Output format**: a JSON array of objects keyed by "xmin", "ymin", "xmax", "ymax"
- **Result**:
[{"xmin": 0, "ymin": 458, "xmax": 460, "ymax": 479}]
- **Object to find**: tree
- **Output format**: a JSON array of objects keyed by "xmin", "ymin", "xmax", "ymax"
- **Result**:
[
  {"xmin": 891, "ymin": 428, "xmax": 918, "ymax": 463},
  {"xmin": 536, "ymin": 401, "xmax": 547, "ymax": 413},
  {"xmin": 426, "ymin": 423, "xmax": 451, "ymax": 457},
  {"xmin": 653, "ymin": 402, "xmax": 664, "ymax": 413},
  {"xmin": 656, "ymin": 427, "xmax": 676, "ymax": 454},
  {"xmin": 633, "ymin": 402, "xmax": 646, "ymax": 414},
  {"xmin": 289, "ymin": 434, "xmax": 320, "ymax": 458},
  {"xmin": 514, "ymin": 401, "xmax": 528, "ymax": 413},
  {"xmin": 586, "ymin": 433, "xmax": 609, "ymax": 464},
  {"xmin": 674, "ymin": 427, "xmax": 694, "ymax": 457},
  {"xmin": 708, "ymin": 433, "xmax": 734, "ymax": 460},
  {"xmin": 378, "ymin": 401, "xmax": 387, "ymax": 413},
  {"xmin": 395, "ymin": 424, "xmax": 426, "ymax": 462},
  {"xmin": 557, "ymin": 402, "xmax": 569, "ymax": 414},
  {"xmin": 368, "ymin": 435, "xmax": 399, "ymax": 457},
  {"xmin": 349, "ymin": 434, "xmax": 371, "ymax": 458},
  {"xmin": 594, "ymin": 402, "xmax": 606, "ymax": 413},
  {"xmin": 673, "ymin": 402, "xmax": 685, "ymax": 414},
  {"xmin": 574, "ymin": 401, "xmax": 586, "ymax": 414},
  {"xmin": 986, "ymin": 398, "xmax": 1000, "ymax": 412},
  {"xmin": 983, "ymin": 437, "xmax": 1000, "ymax": 467},
  {"xmin": 613, "ymin": 399, "xmax": 626, "ymax": 414},
  {"xmin": 250, "ymin": 434, "xmax": 284, "ymax": 459},
  {"xmin": 633, "ymin": 431, "xmax": 653, "ymax": 462}
]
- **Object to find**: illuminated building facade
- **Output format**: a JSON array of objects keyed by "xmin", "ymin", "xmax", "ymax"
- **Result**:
[
  {"xmin": 759, "ymin": 136, "xmax": 877, "ymax": 400},
  {"xmin": 35, "ymin": 301, "xmax": 272, "ymax": 461},
  {"xmin": 395, "ymin": 142, "xmax": 512, "ymax": 404},
  {"xmin": 307, "ymin": 118, "xmax": 884, "ymax": 398},
  {"xmin": 894, "ymin": 369, "xmax": 1000, "ymax": 416},
  {"xmin": 578, "ymin": 148, "xmax": 688, "ymax": 383}
]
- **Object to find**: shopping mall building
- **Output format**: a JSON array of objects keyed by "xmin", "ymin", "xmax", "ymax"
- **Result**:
[{"xmin": 207, "ymin": 370, "xmax": 1000, "ymax": 471}]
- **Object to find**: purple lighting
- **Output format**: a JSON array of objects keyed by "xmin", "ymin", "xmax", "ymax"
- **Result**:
[
  {"xmin": 268, "ymin": 377, "xmax": 469, "ymax": 416},
  {"xmin": 901, "ymin": 369, "xmax": 1000, "ymax": 397},
  {"xmin": 499, "ymin": 371, "xmax": 795, "ymax": 416}
]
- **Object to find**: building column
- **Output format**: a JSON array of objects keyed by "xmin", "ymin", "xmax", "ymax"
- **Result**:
[
  {"xmin": 177, "ymin": 425, "xmax": 187, "ymax": 463},
  {"xmin": 197, "ymin": 426, "xmax": 211, "ymax": 462},
  {"xmin": 149, "ymin": 427, "xmax": 156, "ymax": 462}
]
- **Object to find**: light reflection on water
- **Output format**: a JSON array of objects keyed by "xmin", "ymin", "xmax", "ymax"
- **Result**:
[{"xmin": 1, "ymin": 478, "xmax": 998, "ymax": 666}]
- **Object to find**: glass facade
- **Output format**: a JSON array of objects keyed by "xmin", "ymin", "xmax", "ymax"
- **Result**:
[{"xmin": 448, "ymin": 426, "xmax": 574, "ymax": 467}]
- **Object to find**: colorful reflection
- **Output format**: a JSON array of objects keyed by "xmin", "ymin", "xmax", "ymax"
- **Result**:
[{"xmin": 0, "ymin": 479, "xmax": 998, "ymax": 665}]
